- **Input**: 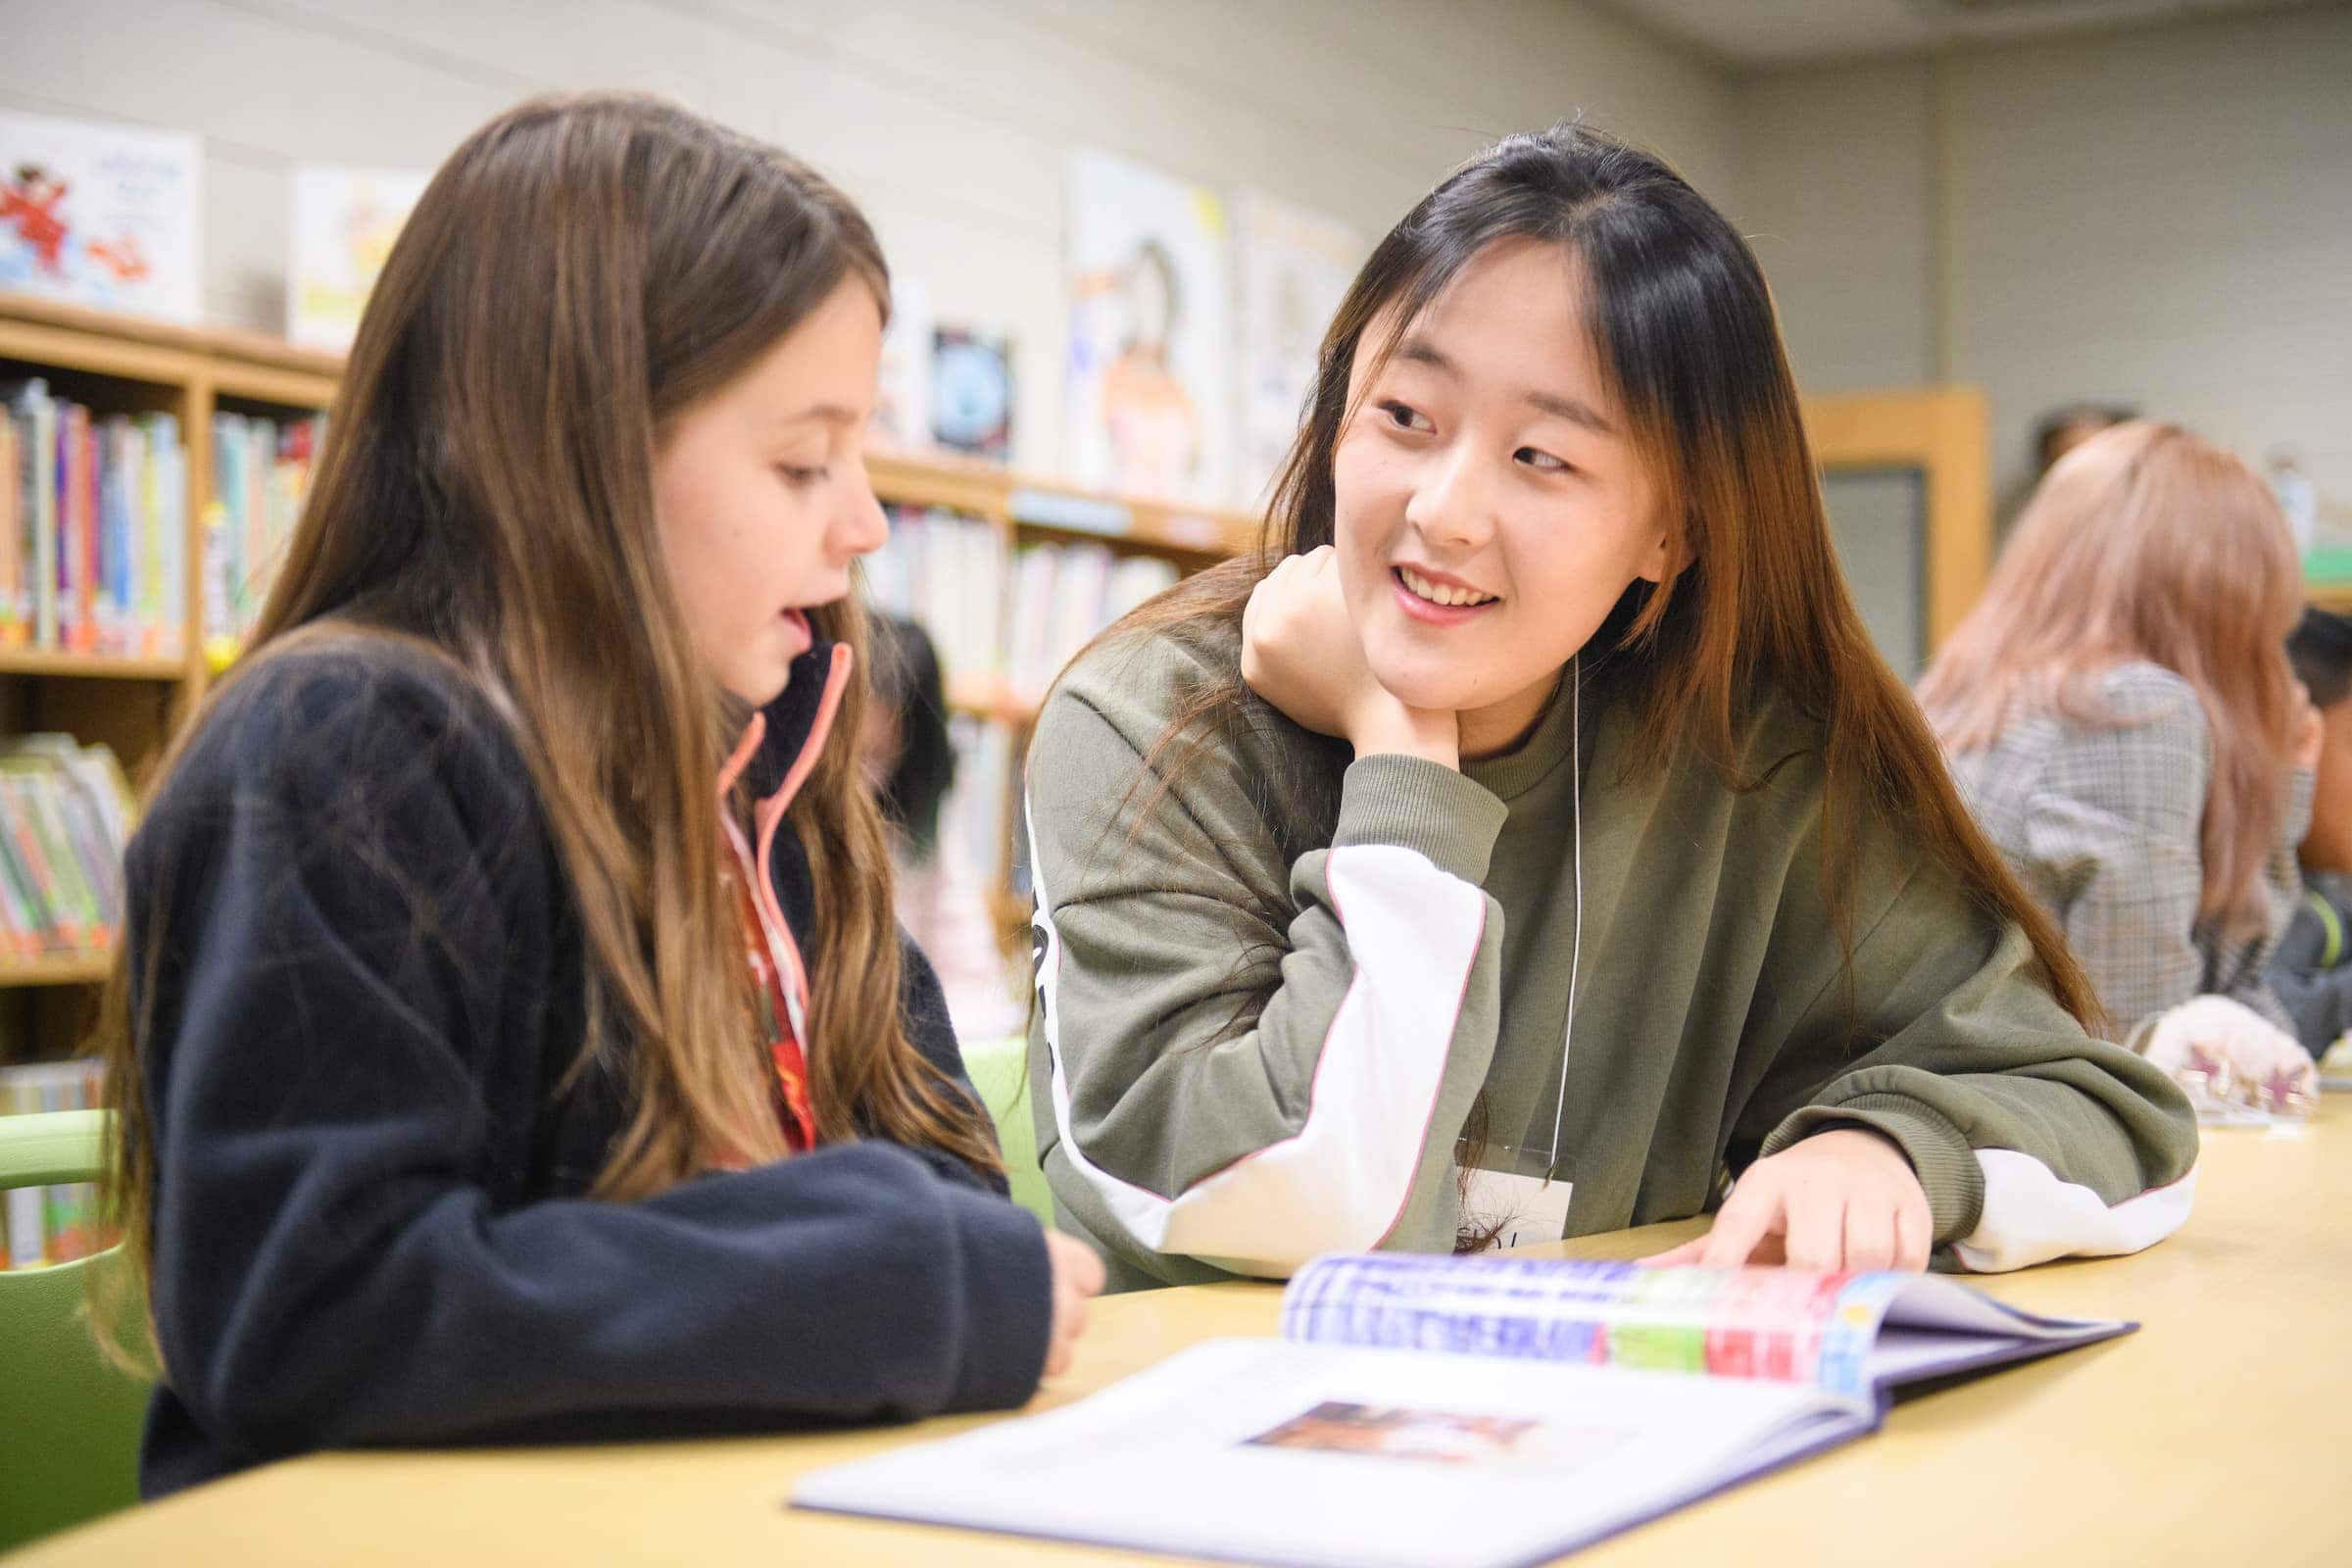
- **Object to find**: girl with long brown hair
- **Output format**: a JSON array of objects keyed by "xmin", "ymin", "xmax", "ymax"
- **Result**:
[
  {"xmin": 98, "ymin": 93, "xmax": 1099, "ymax": 1496},
  {"xmin": 1919, "ymin": 421, "xmax": 2321, "ymax": 1109},
  {"xmin": 1024, "ymin": 125, "xmax": 2198, "ymax": 1294}
]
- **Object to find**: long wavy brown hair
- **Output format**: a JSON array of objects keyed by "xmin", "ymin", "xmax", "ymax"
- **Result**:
[
  {"xmin": 96, "ymin": 93, "xmax": 999, "ymax": 1364},
  {"xmin": 1089, "ymin": 124, "xmax": 2098, "ymax": 1051},
  {"xmin": 1918, "ymin": 420, "xmax": 2303, "ymax": 938}
]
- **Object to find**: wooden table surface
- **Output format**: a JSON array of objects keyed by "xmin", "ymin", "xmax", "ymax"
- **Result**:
[{"xmin": 22, "ymin": 1101, "xmax": 2351, "ymax": 1566}]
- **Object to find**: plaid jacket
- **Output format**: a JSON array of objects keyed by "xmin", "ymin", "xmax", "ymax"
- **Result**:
[{"xmin": 1942, "ymin": 662, "xmax": 2310, "ymax": 1043}]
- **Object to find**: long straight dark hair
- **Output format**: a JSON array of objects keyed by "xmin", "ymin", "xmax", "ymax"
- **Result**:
[
  {"xmin": 97, "ymin": 93, "xmax": 1001, "ymax": 1366},
  {"xmin": 1098, "ymin": 123, "xmax": 2097, "ymax": 1032}
]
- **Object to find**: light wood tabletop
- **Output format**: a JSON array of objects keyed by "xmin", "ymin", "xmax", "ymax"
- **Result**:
[{"xmin": 21, "ymin": 1100, "xmax": 2351, "ymax": 1566}]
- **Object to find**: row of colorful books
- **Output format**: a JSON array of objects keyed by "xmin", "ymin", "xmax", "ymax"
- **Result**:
[
  {"xmin": 204, "ymin": 412, "xmax": 322, "ymax": 661},
  {"xmin": 1, "ymin": 378, "xmax": 190, "ymax": 658},
  {"xmin": 0, "ymin": 381, "xmax": 325, "ymax": 664},
  {"xmin": 1, "ymin": 1058, "xmax": 107, "ymax": 1269},
  {"xmin": 0, "ymin": 736, "xmax": 134, "ymax": 961},
  {"xmin": 861, "ymin": 507, "xmax": 1181, "ymax": 706}
]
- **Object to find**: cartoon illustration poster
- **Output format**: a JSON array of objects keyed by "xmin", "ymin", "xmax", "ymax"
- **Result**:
[
  {"xmin": 0, "ymin": 111, "xmax": 201, "ymax": 322},
  {"xmin": 1064, "ymin": 149, "xmax": 1231, "ymax": 507},
  {"xmin": 1236, "ymin": 192, "xmax": 1364, "ymax": 506},
  {"xmin": 288, "ymin": 165, "xmax": 431, "ymax": 351}
]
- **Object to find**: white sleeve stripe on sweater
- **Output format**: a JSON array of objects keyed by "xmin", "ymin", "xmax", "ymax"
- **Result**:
[
  {"xmin": 1030, "ymin": 791, "xmax": 1486, "ymax": 1272},
  {"xmin": 1950, "ymin": 1150, "xmax": 2197, "ymax": 1273}
]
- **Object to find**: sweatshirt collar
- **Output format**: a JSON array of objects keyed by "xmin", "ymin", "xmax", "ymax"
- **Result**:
[{"xmin": 1463, "ymin": 660, "xmax": 1601, "ymax": 804}]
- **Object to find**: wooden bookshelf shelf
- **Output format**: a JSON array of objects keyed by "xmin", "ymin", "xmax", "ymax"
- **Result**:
[
  {"xmin": 867, "ymin": 445, "xmax": 1258, "ymax": 560},
  {"xmin": 0, "ymin": 293, "xmax": 340, "ymax": 380},
  {"xmin": 0, "ymin": 951, "xmax": 115, "ymax": 989},
  {"xmin": 0, "ymin": 650, "xmax": 189, "ymax": 680}
]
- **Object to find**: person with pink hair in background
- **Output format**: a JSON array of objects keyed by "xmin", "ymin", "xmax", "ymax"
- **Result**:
[{"xmin": 1920, "ymin": 421, "xmax": 2320, "ymax": 1115}]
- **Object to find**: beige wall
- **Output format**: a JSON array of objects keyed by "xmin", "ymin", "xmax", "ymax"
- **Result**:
[
  {"xmin": 1739, "ymin": 5, "xmax": 2352, "ymax": 512},
  {"xmin": 1741, "ymin": 56, "xmax": 1937, "ymax": 394},
  {"xmin": 0, "ymin": 0, "xmax": 1740, "ymax": 479}
]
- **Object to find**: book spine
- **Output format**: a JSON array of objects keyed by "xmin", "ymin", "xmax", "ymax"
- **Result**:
[
  {"xmin": 0, "ymin": 777, "xmax": 74, "ymax": 950},
  {"xmin": 209, "ymin": 415, "xmax": 242, "ymax": 655},
  {"xmin": 48, "ymin": 771, "xmax": 122, "ymax": 936},
  {"xmin": 19, "ymin": 770, "xmax": 103, "ymax": 948},
  {"xmin": 201, "ymin": 500, "xmax": 234, "ymax": 664},
  {"xmin": 136, "ymin": 416, "xmax": 160, "ymax": 656},
  {"xmin": 61, "ymin": 742, "xmax": 135, "ymax": 853},
  {"xmin": 243, "ymin": 419, "xmax": 270, "ymax": 637},
  {"xmin": 0, "ymin": 798, "xmax": 47, "ymax": 957},
  {"xmin": 81, "ymin": 416, "xmax": 101, "ymax": 653},
  {"xmin": 58, "ymin": 404, "xmax": 91, "ymax": 653},
  {"xmin": 0, "ymin": 413, "xmax": 19, "ymax": 647},
  {"xmin": 0, "ymin": 823, "xmax": 37, "ymax": 960},
  {"xmin": 147, "ymin": 416, "xmax": 184, "ymax": 658},
  {"xmin": 32, "ymin": 393, "xmax": 56, "ymax": 649},
  {"xmin": 118, "ymin": 416, "xmax": 140, "ymax": 655},
  {"xmin": 99, "ymin": 418, "xmax": 122, "ymax": 654}
]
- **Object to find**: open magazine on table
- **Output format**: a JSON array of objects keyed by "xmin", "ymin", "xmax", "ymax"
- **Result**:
[{"xmin": 794, "ymin": 1251, "xmax": 2132, "ymax": 1568}]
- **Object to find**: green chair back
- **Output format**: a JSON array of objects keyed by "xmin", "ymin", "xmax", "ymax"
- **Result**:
[
  {"xmin": 0, "ymin": 1109, "xmax": 150, "ymax": 1553},
  {"xmin": 958, "ymin": 1034, "xmax": 1054, "ymax": 1229}
]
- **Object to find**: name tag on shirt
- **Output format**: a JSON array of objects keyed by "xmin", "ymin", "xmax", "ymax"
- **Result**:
[{"xmin": 1458, "ymin": 1167, "xmax": 1575, "ymax": 1251}]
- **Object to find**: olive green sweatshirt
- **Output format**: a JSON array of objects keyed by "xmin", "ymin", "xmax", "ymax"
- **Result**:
[{"xmin": 1025, "ymin": 623, "xmax": 2200, "ymax": 1292}]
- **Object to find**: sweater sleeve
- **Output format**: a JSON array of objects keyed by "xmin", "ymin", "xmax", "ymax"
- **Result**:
[
  {"xmin": 1024, "ymin": 681, "xmax": 1507, "ymax": 1279},
  {"xmin": 1733, "ymin": 822, "xmax": 2201, "ymax": 1275},
  {"xmin": 133, "ymin": 665, "xmax": 1051, "ymax": 1473}
]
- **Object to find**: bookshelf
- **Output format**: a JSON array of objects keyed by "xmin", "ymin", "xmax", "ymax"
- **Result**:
[
  {"xmin": 0, "ymin": 297, "xmax": 335, "ymax": 1074},
  {"xmin": 0, "ymin": 290, "xmax": 1254, "ymax": 1054}
]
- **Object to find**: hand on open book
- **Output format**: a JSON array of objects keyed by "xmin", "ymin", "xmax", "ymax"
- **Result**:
[
  {"xmin": 1640, "ymin": 1129, "xmax": 1932, "ymax": 1274},
  {"xmin": 1044, "ymin": 1231, "xmax": 1106, "ymax": 1379}
]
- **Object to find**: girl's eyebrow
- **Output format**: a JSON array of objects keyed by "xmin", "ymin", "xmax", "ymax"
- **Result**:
[
  {"xmin": 1395, "ymin": 335, "xmax": 1615, "ymax": 436},
  {"xmin": 773, "ymin": 404, "xmax": 862, "ymax": 429}
]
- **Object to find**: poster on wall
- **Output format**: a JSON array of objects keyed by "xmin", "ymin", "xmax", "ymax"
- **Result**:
[
  {"xmin": 1236, "ymin": 192, "xmax": 1364, "ymax": 506},
  {"xmin": 1064, "ymin": 148, "xmax": 1231, "ymax": 507},
  {"xmin": 0, "ymin": 111, "xmax": 200, "ymax": 322},
  {"xmin": 288, "ymin": 165, "xmax": 431, "ymax": 352}
]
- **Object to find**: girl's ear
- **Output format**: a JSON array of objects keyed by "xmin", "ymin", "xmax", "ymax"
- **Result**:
[{"xmin": 1635, "ymin": 527, "xmax": 1673, "ymax": 585}]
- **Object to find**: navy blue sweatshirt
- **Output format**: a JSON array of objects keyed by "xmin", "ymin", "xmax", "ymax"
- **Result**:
[{"xmin": 127, "ymin": 633, "xmax": 1052, "ymax": 1496}]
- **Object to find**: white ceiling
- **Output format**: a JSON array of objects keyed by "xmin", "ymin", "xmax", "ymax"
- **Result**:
[{"xmin": 1591, "ymin": 0, "xmax": 2332, "ymax": 68}]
